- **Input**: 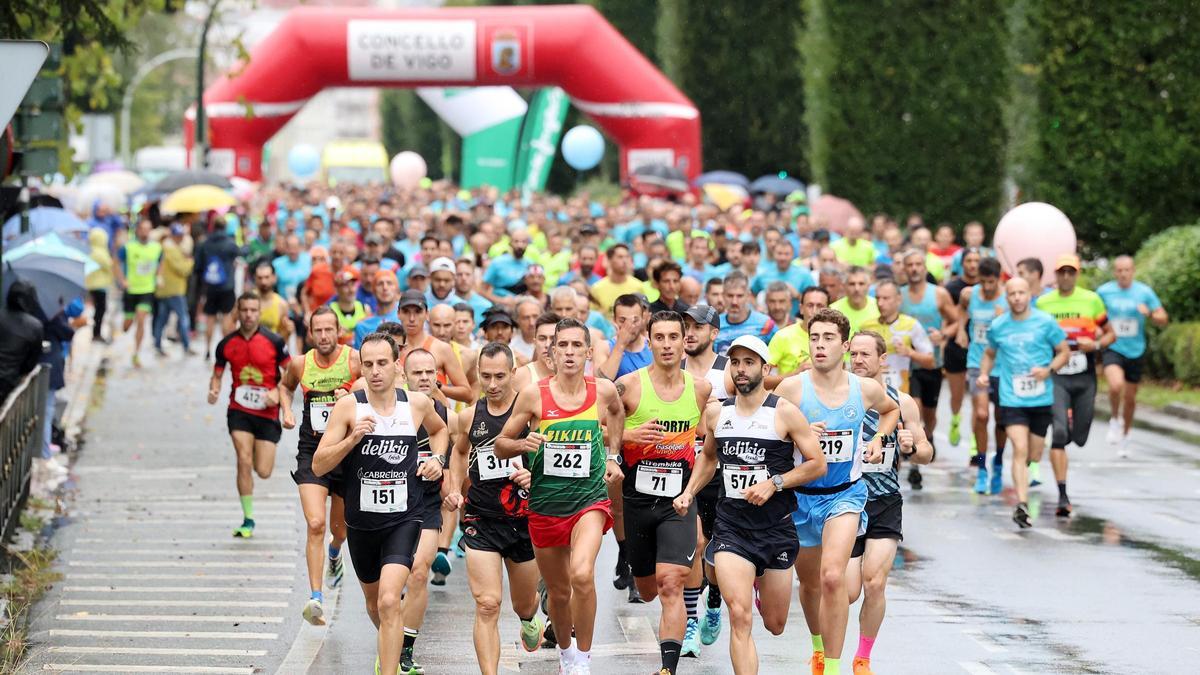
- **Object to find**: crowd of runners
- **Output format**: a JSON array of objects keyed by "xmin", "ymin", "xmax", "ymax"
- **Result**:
[{"xmin": 101, "ymin": 180, "xmax": 1170, "ymax": 674}]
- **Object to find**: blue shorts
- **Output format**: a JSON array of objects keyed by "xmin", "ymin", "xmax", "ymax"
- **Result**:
[{"xmin": 792, "ymin": 480, "xmax": 868, "ymax": 548}]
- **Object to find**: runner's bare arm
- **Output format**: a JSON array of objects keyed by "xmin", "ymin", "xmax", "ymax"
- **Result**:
[
  {"xmin": 437, "ymin": 341, "xmax": 474, "ymax": 403},
  {"xmin": 976, "ymin": 347, "xmax": 997, "ymax": 385},
  {"xmin": 412, "ymin": 391, "xmax": 449, "ymax": 481},
  {"xmin": 860, "ymin": 376, "xmax": 900, "ymax": 461},
  {"xmin": 313, "ymin": 395, "xmax": 370, "ymax": 476},
  {"xmin": 207, "ymin": 363, "xmax": 224, "ymax": 405},
  {"xmin": 495, "ymin": 387, "xmax": 539, "ymax": 459},
  {"xmin": 674, "ymin": 402, "xmax": 719, "ymax": 515},
  {"xmin": 597, "ymin": 378, "xmax": 625, "ymax": 465},
  {"xmin": 510, "ymin": 362, "xmax": 531, "ymax": 392},
  {"xmin": 955, "ymin": 286, "xmax": 974, "ymax": 349},
  {"xmin": 898, "ymin": 393, "xmax": 934, "ymax": 464},
  {"xmin": 348, "ymin": 349, "xmax": 361, "ymax": 382},
  {"xmin": 444, "ymin": 406, "xmax": 473, "ymax": 510},
  {"xmin": 279, "ymin": 358, "xmax": 303, "ymax": 429},
  {"xmin": 1045, "ymin": 339, "xmax": 1071, "ymax": 376},
  {"xmin": 937, "ymin": 286, "xmax": 960, "ymax": 341},
  {"xmin": 777, "ymin": 401, "xmax": 825, "ymax": 487}
]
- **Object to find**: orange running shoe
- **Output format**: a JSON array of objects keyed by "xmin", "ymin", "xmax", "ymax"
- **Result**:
[
  {"xmin": 853, "ymin": 656, "xmax": 874, "ymax": 675},
  {"xmin": 810, "ymin": 651, "xmax": 825, "ymax": 675}
]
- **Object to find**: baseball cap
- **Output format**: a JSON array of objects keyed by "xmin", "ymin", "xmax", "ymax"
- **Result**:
[
  {"xmin": 335, "ymin": 269, "xmax": 358, "ymax": 285},
  {"xmin": 580, "ymin": 223, "xmax": 600, "ymax": 236},
  {"xmin": 429, "ymin": 257, "xmax": 455, "ymax": 275},
  {"xmin": 398, "ymin": 289, "xmax": 427, "ymax": 309},
  {"xmin": 364, "ymin": 233, "xmax": 384, "ymax": 246},
  {"xmin": 169, "ymin": 223, "xmax": 186, "ymax": 236},
  {"xmin": 728, "ymin": 335, "xmax": 770, "ymax": 363},
  {"xmin": 1055, "ymin": 253, "xmax": 1081, "ymax": 271},
  {"xmin": 407, "ymin": 263, "xmax": 429, "ymax": 279},
  {"xmin": 481, "ymin": 308, "xmax": 515, "ymax": 327},
  {"xmin": 683, "ymin": 304, "xmax": 720, "ymax": 329}
]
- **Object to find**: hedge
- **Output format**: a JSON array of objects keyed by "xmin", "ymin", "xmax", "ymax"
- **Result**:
[
  {"xmin": 1145, "ymin": 323, "xmax": 1200, "ymax": 387},
  {"xmin": 1026, "ymin": 1, "xmax": 1200, "ymax": 256},
  {"xmin": 1133, "ymin": 224, "xmax": 1200, "ymax": 323},
  {"xmin": 805, "ymin": 0, "xmax": 1007, "ymax": 227}
]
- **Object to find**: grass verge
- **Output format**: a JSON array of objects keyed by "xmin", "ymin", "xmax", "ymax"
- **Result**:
[{"xmin": 1097, "ymin": 378, "xmax": 1200, "ymax": 411}]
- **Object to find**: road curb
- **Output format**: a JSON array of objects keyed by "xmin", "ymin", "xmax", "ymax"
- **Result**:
[{"xmin": 275, "ymin": 582, "xmax": 342, "ymax": 674}]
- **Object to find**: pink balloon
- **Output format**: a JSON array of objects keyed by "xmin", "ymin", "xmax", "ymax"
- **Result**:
[
  {"xmin": 390, "ymin": 151, "xmax": 427, "ymax": 189},
  {"xmin": 811, "ymin": 194, "xmax": 864, "ymax": 235},
  {"xmin": 993, "ymin": 202, "xmax": 1077, "ymax": 278}
]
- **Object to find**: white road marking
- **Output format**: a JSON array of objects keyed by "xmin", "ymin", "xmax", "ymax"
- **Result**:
[
  {"xmin": 80, "ymin": 518, "xmax": 298, "ymax": 526},
  {"xmin": 1034, "ymin": 529, "xmax": 1081, "ymax": 542},
  {"xmin": 617, "ymin": 615, "xmax": 658, "ymax": 645},
  {"xmin": 74, "ymin": 537, "xmax": 292, "ymax": 545},
  {"xmin": 60, "ymin": 599, "xmax": 288, "ymax": 608},
  {"xmin": 48, "ymin": 646, "xmax": 268, "ymax": 657},
  {"xmin": 273, "ymin": 584, "xmax": 342, "ymax": 675},
  {"xmin": 962, "ymin": 628, "xmax": 1005, "ymax": 653},
  {"xmin": 64, "ymin": 586, "xmax": 289, "ymax": 594},
  {"xmin": 71, "ymin": 549, "xmax": 296, "ymax": 558},
  {"xmin": 44, "ymin": 665, "xmax": 253, "ymax": 674},
  {"xmin": 48, "ymin": 629, "xmax": 277, "ymax": 640},
  {"xmin": 67, "ymin": 561, "xmax": 295, "ymax": 569},
  {"xmin": 56, "ymin": 613, "xmax": 284, "ymax": 624},
  {"xmin": 959, "ymin": 662, "xmax": 997, "ymax": 675},
  {"xmin": 64, "ymin": 573, "xmax": 293, "ymax": 581}
]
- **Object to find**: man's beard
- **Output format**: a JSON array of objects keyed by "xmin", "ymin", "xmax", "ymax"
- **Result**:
[
  {"xmin": 734, "ymin": 373, "xmax": 762, "ymax": 395},
  {"xmin": 684, "ymin": 340, "xmax": 712, "ymax": 357},
  {"xmin": 512, "ymin": 247, "xmax": 526, "ymax": 259}
]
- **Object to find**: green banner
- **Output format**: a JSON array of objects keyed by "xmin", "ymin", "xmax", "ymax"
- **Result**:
[
  {"xmin": 460, "ymin": 115, "xmax": 523, "ymax": 191},
  {"xmin": 512, "ymin": 87, "xmax": 569, "ymax": 195}
]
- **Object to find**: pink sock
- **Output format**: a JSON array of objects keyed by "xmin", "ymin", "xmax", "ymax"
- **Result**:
[{"xmin": 856, "ymin": 635, "xmax": 876, "ymax": 659}]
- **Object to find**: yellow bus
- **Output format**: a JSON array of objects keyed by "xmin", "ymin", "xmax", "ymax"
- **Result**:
[{"xmin": 321, "ymin": 140, "xmax": 388, "ymax": 185}]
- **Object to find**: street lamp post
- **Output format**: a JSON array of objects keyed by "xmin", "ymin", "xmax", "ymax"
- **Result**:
[
  {"xmin": 120, "ymin": 48, "xmax": 196, "ymax": 168},
  {"xmin": 194, "ymin": 0, "xmax": 221, "ymax": 171}
]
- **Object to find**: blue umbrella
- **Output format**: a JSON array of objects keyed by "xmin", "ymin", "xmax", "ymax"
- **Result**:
[
  {"xmin": 694, "ymin": 171, "xmax": 750, "ymax": 188},
  {"xmin": 3, "ymin": 232, "xmax": 96, "ymax": 272},
  {"xmin": 1, "ymin": 254, "xmax": 88, "ymax": 317},
  {"xmin": 2, "ymin": 207, "xmax": 89, "ymax": 242},
  {"xmin": 4, "ymin": 228, "xmax": 89, "ymax": 254},
  {"xmin": 750, "ymin": 175, "xmax": 804, "ymax": 196}
]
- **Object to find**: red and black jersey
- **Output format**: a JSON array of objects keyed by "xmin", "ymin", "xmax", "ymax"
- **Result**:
[{"xmin": 214, "ymin": 328, "xmax": 290, "ymax": 419}]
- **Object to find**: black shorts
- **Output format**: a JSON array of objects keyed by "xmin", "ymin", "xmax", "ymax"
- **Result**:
[
  {"xmin": 943, "ymin": 341, "xmax": 968, "ymax": 374},
  {"xmin": 416, "ymin": 489, "xmax": 444, "ymax": 531},
  {"xmin": 122, "ymin": 292, "xmax": 154, "ymax": 314},
  {"xmin": 227, "ymin": 409, "xmax": 282, "ymax": 444},
  {"xmin": 347, "ymin": 521, "xmax": 422, "ymax": 583},
  {"xmin": 998, "ymin": 405, "xmax": 1053, "ymax": 437},
  {"xmin": 461, "ymin": 515, "xmax": 534, "ymax": 563},
  {"xmin": 292, "ymin": 438, "xmax": 343, "ymax": 494},
  {"xmin": 705, "ymin": 514, "xmax": 798, "ymax": 578},
  {"xmin": 204, "ymin": 288, "xmax": 237, "ymax": 316},
  {"xmin": 851, "ymin": 494, "xmax": 903, "ymax": 558},
  {"xmin": 909, "ymin": 368, "xmax": 943, "ymax": 408},
  {"xmin": 625, "ymin": 497, "xmax": 697, "ymax": 578},
  {"xmin": 1102, "ymin": 350, "xmax": 1144, "ymax": 384},
  {"xmin": 697, "ymin": 492, "xmax": 719, "ymax": 542}
]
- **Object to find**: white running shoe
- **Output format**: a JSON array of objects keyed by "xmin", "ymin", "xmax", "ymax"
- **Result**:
[
  {"xmin": 1116, "ymin": 434, "xmax": 1131, "ymax": 459},
  {"xmin": 1106, "ymin": 417, "xmax": 1122, "ymax": 444}
]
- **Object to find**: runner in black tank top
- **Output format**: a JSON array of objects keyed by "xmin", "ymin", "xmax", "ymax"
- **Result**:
[{"xmin": 443, "ymin": 342, "xmax": 546, "ymax": 670}]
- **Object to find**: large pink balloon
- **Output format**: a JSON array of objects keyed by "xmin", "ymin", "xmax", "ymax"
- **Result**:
[
  {"xmin": 993, "ymin": 202, "xmax": 1076, "ymax": 278},
  {"xmin": 811, "ymin": 194, "xmax": 863, "ymax": 235},
  {"xmin": 390, "ymin": 151, "xmax": 427, "ymax": 189}
]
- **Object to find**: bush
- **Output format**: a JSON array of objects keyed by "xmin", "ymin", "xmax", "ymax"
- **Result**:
[
  {"xmin": 1026, "ymin": 2, "xmax": 1200, "ymax": 257},
  {"xmin": 1145, "ymin": 322, "xmax": 1200, "ymax": 387},
  {"xmin": 1134, "ymin": 224, "xmax": 1200, "ymax": 323}
]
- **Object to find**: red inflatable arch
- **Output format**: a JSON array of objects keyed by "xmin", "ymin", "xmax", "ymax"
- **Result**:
[{"xmin": 186, "ymin": 4, "xmax": 702, "ymax": 183}]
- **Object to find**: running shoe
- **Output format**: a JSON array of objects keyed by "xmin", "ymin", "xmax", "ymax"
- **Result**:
[
  {"xmin": 1106, "ymin": 417, "xmax": 1122, "ymax": 444},
  {"xmin": 810, "ymin": 650, "xmax": 825, "ymax": 675},
  {"xmin": 327, "ymin": 553, "xmax": 344, "ymax": 588},
  {"xmin": 989, "ymin": 467, "xmax": 1003, "ymax": 495},
  {"xmin": 700, "ymin": 606, "xmax": 722, "ymax": 645},
  {"xmin": 852, "ymin": 655, "xmax": 874, "ymax": 675},
  {"xmin": 232, "ymin": 518, "xmax": 254, "ymax": 538},
  {"xmin": 302, "ymin": 597, "xmax": 324, "ymax": 625},
  {"xmin": 973, "ymin": 467, "xmax": 988, "ymax": 494},
  {"xmin": 613, "ymin": 557, "xmax": 632, "ymax": 590},
  {"xmin": 628, "ymin": 584, "xmax": 644, "ymax": 604},
  {"xmin": 131, "ymin": 354, "xmax": 142, "ymax": 368},
  {"xmin": 520, "ymin": 616, "xmax": 545, "ymax": 652},
  {"xmin": 1013, "ymin": 502, "xmax": 1032, "ymax": 529},
  {"xmin": 400, "ymin": 647, "xmax": 423, "ymax": 675},
  {"xmin": 681, "ymin": 617, "xmax": 701, "ymax": 657},
  {"xmin": 373, "ymin": 657, "xmax": 400, "ymax": 675},
  {"xmin": 1117, "ymin": 435, "xmax": 1131, "ymax": 459},
  {"xmin": 154, "ymin": 347, "xmax": 168, "ymax": 357},
  {"xmin": 452, "ymin": 527, "xmax": 465, "ymax": 558},
  {"xmin": 542, "ymin": 620, "xmax": 557, "ymax": 649},
  {"xmin": 907, "ymin": 466, "xmax": 923, "ymax": 490},
  {"xmin": 1056, "ymin": 495, "xmax": 1072, "ymax": 518},
  {"xmin": 431, "ymin": 551, "xmax": 452, "ymax": 586},
  {"xmin": 949, "ymin": 413, "xmax": 961, "ymax": 446},
  {"xmin": 1029, "ymin": 462, "xmax": 1042, "ymax": 487}
]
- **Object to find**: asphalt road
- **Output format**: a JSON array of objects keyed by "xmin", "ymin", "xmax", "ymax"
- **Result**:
[{"xmin": 21, "ymin": 342, "xmax": 1200, "ymax": 674}]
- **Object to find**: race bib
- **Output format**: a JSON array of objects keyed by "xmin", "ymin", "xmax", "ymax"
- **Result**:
[
  {"xmin": 819, "ymin": 428, "xmax": 855, "ymax": 463},
  {"xmin": 972, "ymin": 322, "xmax": 989, "ymax": 343},
  {"xmin": 882, "ymin": 369, "xmax": 903, "ymax": 392},
  {"xmin": 1112, "ymin": 318, "xmax": 1138, "ymax": 338},
  {"xmin": 477, "ymin": 448, "xmax": 515, "ymax": 481},
  {"xmin": 724, "ymin": 464, "xmax": 768, "ymax": 500},
  {"xmin": 234, "ymin": 385, "xmax": 270, "ymax": 410},
  {"xmin": 1012, "ymin": 374, "xmax": 1046, "ymax": 398},
  {"xmin": 136, "ymin": 260, "xmax": 156, "ymax": 277},
  {"xmin": 544, "ymin": 442, "xmax": 589, "ymax": 478},
  {"xmin": 359, "ymin": 476, "xmax": 407, "ymax": 514},
  {"xmin": 1058, "ymin": 351, "xmax": 1088, "ymax": 375},
  {"xmin": 861, "ymin": 438, "xmax": 896, "ymax": 474},
  {"xmin": 635, "ymin": 464, "xmax": 683, "ymax": 497},
  {"xmin": 309, "ymin": 401, "xmax": 334, "ymax": 432}
]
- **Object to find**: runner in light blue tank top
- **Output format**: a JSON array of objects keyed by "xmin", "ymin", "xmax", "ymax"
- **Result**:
[
  {"xmin": 902, "ymin": 282, "xmax": 942, "ymax": 365},
  {"xmin": 966, "ymin": 288, "xmax": 1006, "ymax": 368}
]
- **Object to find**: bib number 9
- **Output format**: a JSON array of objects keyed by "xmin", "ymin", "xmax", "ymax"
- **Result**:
[{"xmin": 309, "ymin": 401, "xmax": 334, "ymax": 432}]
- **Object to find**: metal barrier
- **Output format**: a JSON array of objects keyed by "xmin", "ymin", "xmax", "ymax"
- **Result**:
[{"xmin": 0, "ymin": 367, "xmax": 49, "ymax": 543}]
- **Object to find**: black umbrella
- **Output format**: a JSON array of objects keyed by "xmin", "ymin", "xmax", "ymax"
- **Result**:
[
  {"xmin": 152, "ymin": 169, "xmax": 233, "ymax": 193},
  {"xmin": 750, "ymin": 175, "xmax": 804, "ymax": 196},
  {"xmin": 630, "ymin": 164, "xmax": 689, "ymax": 193}
]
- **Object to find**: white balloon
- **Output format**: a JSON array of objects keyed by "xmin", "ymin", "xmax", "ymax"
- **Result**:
[{"xmin": 390, "ymin": 151, "xmax": 428, "ymax": 189}]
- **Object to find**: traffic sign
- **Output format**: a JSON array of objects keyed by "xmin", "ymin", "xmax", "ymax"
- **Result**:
[{"xmin": 0, "ymin": 40, "xmax": 49, "ymax": 131}]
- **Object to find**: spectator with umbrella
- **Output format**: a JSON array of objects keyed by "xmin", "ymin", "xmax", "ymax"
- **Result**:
[{"xmin": 85, "ymin": 227, "xmax": 114, "ymax": 343}]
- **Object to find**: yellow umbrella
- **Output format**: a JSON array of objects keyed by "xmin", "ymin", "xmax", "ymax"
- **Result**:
[
  {"xmin": 161, "ymin": 184, "xmax": 237, "ymax": 214},
  {"xmin": 703, "ymin": 183, "xmax": 748, "ymax": 211}
]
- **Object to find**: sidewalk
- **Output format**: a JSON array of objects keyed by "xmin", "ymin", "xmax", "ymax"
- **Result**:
[{"xmin": 21, "ymin": 334, "xmax": 315, "ymax": 674}]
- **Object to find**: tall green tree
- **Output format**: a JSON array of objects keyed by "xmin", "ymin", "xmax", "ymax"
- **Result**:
[
  {"xmin": 805, "ymin": 0, "xmax": 1007, "ymax": 227},
  {"xmin": 1026, "ymin": 1, "xmax": 1200, "ymax": 255}
]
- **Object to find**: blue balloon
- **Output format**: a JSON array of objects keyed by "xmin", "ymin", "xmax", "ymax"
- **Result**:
[
  {"xmin": 287, "ymin": 144, "xmax": 320, "ymax": 178},
  {"xmin": 561, "ymin": 125, "xmax": 605, "ymax": 170}
]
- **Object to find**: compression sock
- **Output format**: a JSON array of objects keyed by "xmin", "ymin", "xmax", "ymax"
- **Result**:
[
  {"xmin": 616, "ymin": 539, "xmax": 627, "ymax": 566},
  {"xmin": 328, "ymin": 543, "xmax": 340, "ymax": 558},
  {"xmin": 812, "ymin": 634, "xmax": 824, "ymax": 653},
  {"xmin": 402, "ymin": 627, "xmax": 418, "ymax": 652},
  {"xmin": 311, "ymin": 590, "xmax": 323, "ymax": 602},
  {"xmin": 707, "ymin": 582, "xmax": 722, "ymax": 609},
  {"xmin": 683, "ymin": 587, "xmax": 702, "ymax": 621},
  {"xmin": 659, "ymin": 640, "xmax": 681, "ymax": 674},
  {"xmin": 240, "ymin": 495, "xmax": 253, "ymax": 520},
  {"xmin": 825, "ymin": 657, "xmax": 841, "ymax": 675},
  {"xmin": 856, "ymin": 635, "xmax": 875, "ymax": 659}
]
